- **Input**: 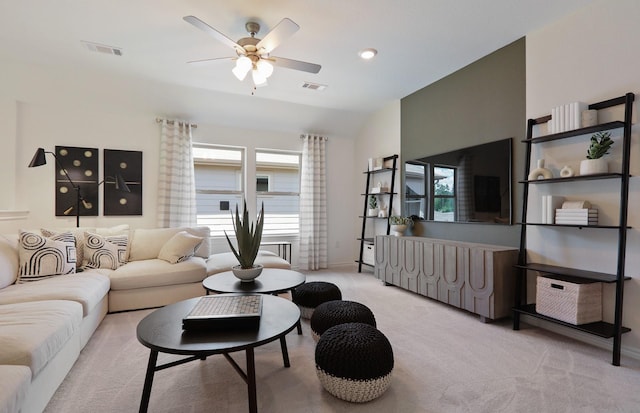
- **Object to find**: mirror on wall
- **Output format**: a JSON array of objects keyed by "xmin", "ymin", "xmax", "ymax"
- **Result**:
[{"xmin": 404, "ymin": 137, "xmax": 512, "ymax": 225}]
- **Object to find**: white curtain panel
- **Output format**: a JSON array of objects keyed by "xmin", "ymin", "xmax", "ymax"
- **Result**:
[
  {"xmin": 157, "ymin": 119, "xmax": 197, "ymax": 228},
  {"xmin": 299, "ymin": 134, "xmax": 328, "ymax": 270}
]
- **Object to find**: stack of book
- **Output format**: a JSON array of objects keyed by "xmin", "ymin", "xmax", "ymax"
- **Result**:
[
  {"xmin": 548, "ymin": 102, "xmax": 587, "ymax": 133},
  {"xmin": 541, "ymin": 195, "xmax": 565, "ymax": 224},
  {"xmin": 555, "ymin": 208, "xmax": 598, "ymax": 226}
]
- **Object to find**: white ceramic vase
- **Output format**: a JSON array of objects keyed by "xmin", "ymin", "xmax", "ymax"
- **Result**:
[
  {"xmin": 579, "ymin": 158, "xmax": 608, "ymax": 175},
  {"xmin": 528, "ymin": 159, "xmax": 553, "ymax": 180},
  {"xmin": 390, "ymin": 224, "xmax": 407, "ymax": 236},
  {"xmin": 368, "ymin": 208, "xmax": 379, "ymax": 217},
  {"xmin": 231, "ymin": 264, "xmax": 263, "ymax": 282}
]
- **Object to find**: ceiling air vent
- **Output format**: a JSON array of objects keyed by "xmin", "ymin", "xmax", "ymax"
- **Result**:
[
  {"xmin": 302, "ymin": 82, "xmax": 327, "ymax": 91},
  {"xmin": 81, "ymin": 41, "xmax": 123, "ymax": 56}
]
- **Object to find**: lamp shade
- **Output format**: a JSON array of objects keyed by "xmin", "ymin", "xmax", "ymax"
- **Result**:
[
  {"xmin": 28, "ymin": 148, "xmax": 47, "ymax": 167},
  {"xmin": 232, "ymin": 56, "xmax": 252, "ymax": 81},
  {"xmin": 114, "ymin": 173, "xmax": 131, "ymax": 192},
  {"xmin": 252, "ymin": 69, "xmax": 268, "ymax": 87},
  {"xmin": 256, "ymin": 60, "xmax": 274, "ymax": 78}
]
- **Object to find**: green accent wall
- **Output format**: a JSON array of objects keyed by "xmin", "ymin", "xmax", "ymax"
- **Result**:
[{"xmin": 401, "ymin": 37, "xmax": 525, "ymax": 246}]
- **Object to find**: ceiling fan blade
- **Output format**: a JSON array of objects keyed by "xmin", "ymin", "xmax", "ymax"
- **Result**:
[
  {"xmin": 183, "ymin": 16, "xmax": 244, "ymax": 54},
  {"xmin": 256, "ymin": 18, "xmax": 299, "ymax": 54},
  {"xmin": 187, "ymin": 57, "xmax": 235, "ymax": 65},
  {"xmin": 269, "ymin": 56, "xmax": 321, "ymax": 74}
]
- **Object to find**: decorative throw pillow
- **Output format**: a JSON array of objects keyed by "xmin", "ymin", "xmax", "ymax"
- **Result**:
[
  {"xmin": 157, "ymin": 231, "xmax": 204, "ymax": 264},
  {"xmin": 41, "ymin": 228, "xmax": 90, "ymax": 268},
  {"xmin": 17, "ymin": 230, "xmax": 76, "ymax": 283},
  {"xmin": 83, "ymin": 232, "xmax": 128, "ymax": 270}
]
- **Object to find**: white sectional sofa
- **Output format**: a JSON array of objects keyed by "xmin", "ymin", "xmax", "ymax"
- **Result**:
[{"xmin": 0, "ymin": 225, "xmax": 291, "ymax": 413}]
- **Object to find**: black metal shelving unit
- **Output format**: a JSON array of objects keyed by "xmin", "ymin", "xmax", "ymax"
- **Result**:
[
  {"xmin": 356, "ymin": 154, "xmax": 398, "ymax": 272},
  {"xmin": 513, "ymin": 93, "xmax": 634, "ymax": 366}
]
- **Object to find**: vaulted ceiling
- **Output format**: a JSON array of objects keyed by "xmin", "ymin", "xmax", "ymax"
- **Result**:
[{"xmin": 1, "ymin": 0, "xmax": 594, "ymax": 135}]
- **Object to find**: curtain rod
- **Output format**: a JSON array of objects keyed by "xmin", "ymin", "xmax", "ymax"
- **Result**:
[
  {"xmin": 300, "ymin": 134, "xmax": 328, "ymax": 141},
  {"xmin": 155, "ymin": 118, "xmax": 197, "ymax": 128}
]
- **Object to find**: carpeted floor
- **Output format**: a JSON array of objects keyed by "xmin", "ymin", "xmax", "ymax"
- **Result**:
[{"xmin": 44, "ymin": 268, "xmax": 640, "ymax": 413}]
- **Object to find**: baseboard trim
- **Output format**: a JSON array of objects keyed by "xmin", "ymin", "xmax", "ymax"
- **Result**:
[{"xmin": 521, "ymin": 315, "xmax": 640, "ymax": 362}]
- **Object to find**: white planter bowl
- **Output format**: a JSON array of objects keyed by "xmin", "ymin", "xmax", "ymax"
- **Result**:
[
  {"xmin": 390, "ymin": 224, "xmax": 407, "ymax": 236},
  {"xmin": 579, "ymin": 158, "xmax": 608, "ymax": 175},
  {"xmin": 231, "ymin": 264, "xmax": 263, "ymax": 282}
]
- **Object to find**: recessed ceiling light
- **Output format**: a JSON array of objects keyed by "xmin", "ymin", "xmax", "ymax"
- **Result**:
[{"xmin": 359, "ymin": 48, "xmax": 378, "ymax": 60}]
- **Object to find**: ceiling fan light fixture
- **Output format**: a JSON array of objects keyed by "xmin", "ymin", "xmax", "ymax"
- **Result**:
[
  {"xmin": 235, "ymin": 55, "xmax": 252, "ymax": 70},
  {"xmin": 359, "ymin": 48, "xmax": 378, "ymax": 60},
  {"xmin": 256, "ymin": 60, "xmax": 274, "ymax": 78},
  {"xmin": 232, "ymin": 64, "xmax": 251, "ymax": 81},
  {"xmin": 252, "ymin": 69, "xmax": 268, "ymax": 87},
  {"xmin": 232, "ymin": 55, "xmax": 253, "ymax": 80}
]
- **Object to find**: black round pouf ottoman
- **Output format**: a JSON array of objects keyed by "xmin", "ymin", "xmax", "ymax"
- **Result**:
[
  {"xmin": 315, "ymin": 322, "xmax": 393, "ymax": 403},
  {"xmin": 291, "ymin": 281, "xmax": 342, "ymax": 319},
  {"xmin": 310, "ymin": 300, "xmax": 376, "ymax": 342}
]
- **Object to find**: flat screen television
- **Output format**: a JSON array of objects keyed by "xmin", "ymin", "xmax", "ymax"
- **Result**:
[{"xmin": 404, "ymin": 137, "xmax": 512, "ymax": 225}]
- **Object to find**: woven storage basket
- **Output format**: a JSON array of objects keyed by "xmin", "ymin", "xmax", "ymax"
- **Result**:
[{"xmin": 536, "ymin": 276, "xmax": 602, "ymax": 325}]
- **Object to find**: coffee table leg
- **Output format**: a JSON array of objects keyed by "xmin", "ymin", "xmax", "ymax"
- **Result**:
[
  {"xmin": 279, "ymin": 336, "xmax": 290, "ymax": 368},
  {"xmin": 139, "ymin": 349, "xmax": 158, "ymax": 413},
  {"xmin": 246, "ymin": 348, "xmax": 257, "ymax": 413},
  {"xmin": 296, "ymin": 319, "xmax": 302, "ymax": 335}
]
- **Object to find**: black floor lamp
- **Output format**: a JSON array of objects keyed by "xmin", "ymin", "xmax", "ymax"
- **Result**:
[{"xmin": 28, "ymin": 147, "xmax": 130, "ymax": 227}]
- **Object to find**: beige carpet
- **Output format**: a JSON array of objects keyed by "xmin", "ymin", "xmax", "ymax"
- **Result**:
[{"xmin": 44, "ymin": 268, "xmax": 640, "ymax": 413}]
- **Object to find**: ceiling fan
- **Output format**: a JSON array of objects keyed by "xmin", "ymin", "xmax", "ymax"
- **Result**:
[{"xmin": 183, "ymin": 15, "xmax": 321, "ymax": 88}]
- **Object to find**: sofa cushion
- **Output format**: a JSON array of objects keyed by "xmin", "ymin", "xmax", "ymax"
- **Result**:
[
  {"xmin": 94, "ymin": 224, "xmax": 130, "ymax": 236},
  {"xmin": 0, "ymin": 272, "xmax": 110, "ymax": 316},
  {"xmin": 128, "ymin": 227, "xmax": 210, "ymax": 261},
  {"xmin": 0, "ymin": 235, "xmax": 19, "ymax": 289},
  {"xmin": 109, "ymin": 257, "xmax": 207, "ymax": 290},
  {"xmin": 84, "ymin": 232, "xmax": 128, "ymax": 270},
  {"xmin": 206, "ymin": 251, "xmax": 291, "ymax": 276},
  {"xmin": 0, "ymin": 365, "xmax": 31, "ymax": 413},
  {"xmin": 17, "ymin": 231, "xmax": 76, "ymax": 283},
  {"xmin": 157, "ymin": 231, "xmax": 204, "ymax": 264},
  {"xmin": 0, "ymin": 300, "xmax": 82, "ymax": 375}
]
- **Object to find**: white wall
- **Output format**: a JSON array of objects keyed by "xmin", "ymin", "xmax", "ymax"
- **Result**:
[
  {"xmin": 0, "ymin": 60, "xmax": 358, "ymax": 268},
  {"xmin": 526, "ymin": 0, "xmax": 640, "ymax": 358},
  {"xmin": 353, "ymin": 101, "xmax": 402, "ymax": 259}
]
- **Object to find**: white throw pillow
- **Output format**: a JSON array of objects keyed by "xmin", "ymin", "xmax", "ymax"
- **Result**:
[
  {"xmin": 41, "ymin": 227, "xmax": 93, "ymax": 268},
  {"xmin": 157, "ymin": 231, "xmax": 204, "ymax": 264},
  {"xmin": 17, "ymin": 230, "xmax": 76, "ymax": 283},
  {"xmin": 83, "ymin": 232, "xmax": 128, "ymax": 270}
]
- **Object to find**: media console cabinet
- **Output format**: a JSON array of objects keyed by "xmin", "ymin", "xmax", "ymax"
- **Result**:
[{"xmin": 374, "ymin": 235, "xmax": 518, "ymax": 321}]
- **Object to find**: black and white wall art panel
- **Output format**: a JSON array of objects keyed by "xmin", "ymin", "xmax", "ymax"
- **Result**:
[
  {"xmin": 104, "ymin": 149, "xmax": 143, "ymax": 216},
  {"xmin": 54, "ymin": 146, "xmax": 99, "ymax": 217}
]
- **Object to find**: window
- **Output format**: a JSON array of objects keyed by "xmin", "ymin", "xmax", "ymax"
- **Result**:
[
  {"xmin": 193, "ymin": 144, "xmax": 244, "ymax": 237},
  {"xmin": 433, "ymin": 166, "xmax": 456, "ymax": 222},
  {"xmin": 256, "ymin": 150, "xmax": 300, "ymax": 236},
  {"xmin": 404, "ymin": 162, "xmax": 427, "ymax": 219}
]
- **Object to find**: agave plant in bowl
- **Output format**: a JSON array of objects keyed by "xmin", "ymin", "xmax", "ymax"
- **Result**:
[{"xmin": 225, "ymin": 201, "xmax": 264, "ymax": 282}]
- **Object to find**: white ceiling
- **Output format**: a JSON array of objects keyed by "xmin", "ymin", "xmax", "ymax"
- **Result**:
[{"xmin": 1, "ymin": 0, "xmax": 594, "ymax": 134}]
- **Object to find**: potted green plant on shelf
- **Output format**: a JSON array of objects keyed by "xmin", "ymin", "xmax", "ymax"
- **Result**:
[
  {"xmin": 389, "ymin": 215, "xmax": 412, "ymax": 236},
  {"xmin": 580, "ymin": 131, "xmax": 613, "ymax": 175},
  {"xmin": 368, "ymin": 195, "xmax": 379, "ymax": 217},
  {"xmin": 225, "ymin": 201, "xmax": 264, "ymax": 282}
]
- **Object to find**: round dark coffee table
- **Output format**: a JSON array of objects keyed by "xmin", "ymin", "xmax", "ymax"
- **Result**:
[
  {"xmin": 136, "ymin": 294, "xmax": 300, "ymax": 413},
  {"xmin": 202, "ymin": 268, "xmax": 306, "ymax": 295}
]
